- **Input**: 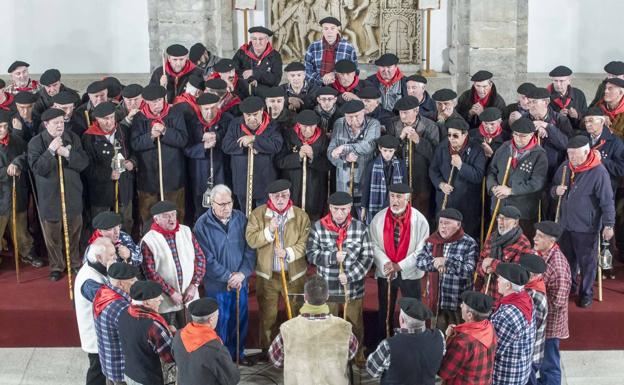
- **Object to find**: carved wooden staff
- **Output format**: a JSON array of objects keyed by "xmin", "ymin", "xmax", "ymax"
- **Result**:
[
  {"xmin": 58, "ymin": 154, "xmax": 74, "ymax": 300},
  {"xmin": 236, "ymin": 287, "xmax": 240, "ymax": 366},
  {"xmin": 338, "ymin": 243, "xmax": 348, "ymax": 319},
  {"xmin": 441, "ymin": 166, "xmax": 455, "ymax": 210},
  {"xmin": 408, "ymin": 139, "xmax": 413, "ymax": 190},
  {"xmin": 598, "ymin": 238, "xmax": 603, "ymax": 302},
  {"xmin": 246, "ymin": 145, "xmax": 254, "ymax": 217},
  {"xmin": 12, "ymin": 176, "xmax": 20, "ymax": 283},
  {"xmin": 301, "ymin": 155, "xmax": 307, "ymax": 211},
  {"xmin": 84, "ymin": 110, "xmax": 90, "ymax": 127},
  {"xmin": 156, "ymin": 136, "xmax": 164, "ymax": 201},
  {"xmin": 349, "ymin": 161, "xmax": 355, "ymax": 196},
  {"xmin": 275, "ymin": 228, "xmax": 293, "ymax": 319},
  {"xmin": 386, "ymin": 276, "xmax": 391, "ymax": 338},
  {"xmin": 554, "ymin": 167, "xmax": 568, "ymax": 223}
]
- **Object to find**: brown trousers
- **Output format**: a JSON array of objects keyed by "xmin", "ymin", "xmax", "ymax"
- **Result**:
[
  {"xmin": 328, "ymin": 297, "xmax": 364, "ymax": 359},
  {"xmin": 0, "ymin": 211, "xmax": 34, "ymax": 257},
  {"xmin": 42, "ymin": 215, "xmax": 83, "ymax": 272},
  {"xmin": 138, "ymin": 188, "xmax": 185, "ymax": 225}
]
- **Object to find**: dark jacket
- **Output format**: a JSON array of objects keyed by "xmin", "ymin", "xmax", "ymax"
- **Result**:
[
  {"xmin": 366, "ymin": 74, "xmax": 407, "ymax": 111},
  {"xmin": 11, "ymin": 113, "xmax": 41, "ymax": 143},
  {"xmin": 417, "ymin": 91, "xmax": 437, "ymax": 121},
  {"xmin": 588, "ymin": 127, "xmax": 624, "ymax": 192},
  {"xmin": 333, "ymin": 78, "xmax": 370, "ymax": 106},
  {"xmin": 548, "ymin": 85, "xmax": 588, "ymax": 131},
  {"xmin": 368, "ymin": 105, "xmax": 395, "ymax": 133},
  {"xmin": 529, "ymin": 109, "xmax": 574, "ymax": 180},
  {"xmin": 233, "ymin": 44, "xmax": 283, "ymax": 88},
  {"xmin": 73, "ymin": 101, "xmax": 94, "ymax": 136},
  {"xmin": 0, "ymin": 134, "xmax": 29, "ymax": 214},
  {"xmin": 381, "ymin": 329, "xmax": 444, "ymax": 385},
  {"xmin": 457, "ymin": 84, "xmax": 507, "ymax": 129},
  {"xmin": 281, "ymin": 81, "xmax": 319, "ymax": 112},
  {"xmin": 33, "ymin": 84, "xmax": 80, "ymax": 121},
  {"xmin": 149, "ymin": 64, "xmax": 204, "ymax": 104},
  {"xmin": 468, "ymin": 127, "xmax": 507, "ymax": 164},
  {"xmin": 28, "ymin": 129, "xmax": 89, "ymax": 220}
]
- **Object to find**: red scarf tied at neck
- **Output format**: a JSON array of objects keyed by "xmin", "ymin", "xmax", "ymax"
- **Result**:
[
  {"xmin": 93, "ymin": 286, "xmax": 123, "ymax": 318},
  {"xmin": 511, "ymin": 134, "xmax": 538, "ymax": 168},
  {"xmin": 453, "ymin": 319, "xmax": 496, "ymax": 349},
  {"xmin": 383, "ymin": 207, "xmax": 412, "ymax": 263},
  {"xmin": 164, "ymin": 60, "xmax": 196, "ymax": 79},
  {"xmin": 174, "ymin": 93, "xmax": 222, "ymax": 131},
  {"xmin": 150, "ymin": 220, "xmax": 180, "ymax": 236},
  {"xmin": 267, "ymin": 198, "xmax": 293, "ymax": 216},
  {"xmin": 333, "ymin": 75, "xmax": 360, "ymax": 94},
  {"xmin": 128, "ymin": 304, "xmax": 170, "ymax": 331},
  {"xmin": 546, "ymin": 84, "xmax": 571, "ymax": 109},
  {"xmin": 320, "ymin": 213, "xmax": 352, "ymax": 249},
  {"xmin": 599, "ymin": 96, "xmax": 624, "ymax": 121},
  {"xmin": 472, "ymin": 86, "xmax": 492, "ymax": 108},
  {"xmin": 84, "ymin": 121, "xmax": 116, "ymax": 136},
  {"xmin": 240, "ymin": 111, "xmax": 271, "ymax": 136},
  {"xmin": 0, "ymin": 92, "xmax": 14, "ymax": 110},
  {"xmin": 448, "ymin": 135, "xmax": 469, "ymax": 156},
  {"xmin": 569, "ymin": 147, "xmax": 601, "ymax": 174},
  {"xmin": 0, "ymin": 134, "xmax": 9, "ymax": 146},
  {"xmin": 524, "ymin": 276, "xmax": 546, "ymax": 294},
  {"xmin": 294, "ymin": 123, "xmax": 321, "ymax": 145},
  {"xmin": 207, "ymin": 71, "xmax": 239, "ymax": 91},
  {"xmin": 376, "ymin": 68, "xmax": 404, "ymax": 89},
  {"xmin": 241, "ymin": 42, "xmax": 274, "ymax": 64},
  {"xmin": 180, "ymin": 322, "xmax": 222, "ymax": 353},
  {"xmin": 140, "ymin": 100, "xmax": 171, "ymax": 127},
  {"xmin": 495, "ymin": 290, "xmax": 533, "ymax": 323},
  {"xmin": 478, "ymin": 122, "xmax": 502, "ymax": 140}
]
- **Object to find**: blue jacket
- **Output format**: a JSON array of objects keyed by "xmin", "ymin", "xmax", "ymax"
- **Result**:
[{"xmin": 194, "ymin": 208, "xmax": 256, "ymax": 295}]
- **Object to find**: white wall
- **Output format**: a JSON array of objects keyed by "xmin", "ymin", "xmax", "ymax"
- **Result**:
[
  {"xmin": 528, "ymin": 0, "xmax": 624, "ymax": 73},
  {"xmin": 0, "ymin": 0, "xmax": 150, "ymax": 74}
]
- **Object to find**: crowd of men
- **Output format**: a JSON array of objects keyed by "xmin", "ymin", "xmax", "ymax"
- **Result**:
[{"xmin": 1, "ymin": 14, "xmax": 624, "ymax": 385}]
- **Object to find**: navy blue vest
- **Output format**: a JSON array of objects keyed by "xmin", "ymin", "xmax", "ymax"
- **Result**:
[{"xmin": 380, "ymin": 329, "xmax": 444, "ymax": 385}]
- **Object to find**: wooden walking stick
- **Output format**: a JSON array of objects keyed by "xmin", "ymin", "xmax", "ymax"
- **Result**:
[
  {"xmin": 598, "ymin": 238, "xmax": 603, "ymax": 302},
  {"xmin": 275, "ymin": 228, "xmax": 293, "ymax": 319},
  {"xmin": 349, "ymin": 161, "xmax": 355, "ymax": 196},
  {"xmin": 408, "ymin": 139, "xmax": 413, "ymax": 190},
  {"xmin": 441, "ymin": 166, "xmax": 455, "ymax": 210},
  {"xmin": 386, "ymin": 276, "xmax": 391, "ymax": 338},
  {"xmin": 301, "ymin": 156, "xmax": 307, "ymax": 211},
  {"xmin": 156, "ymin": 136, "xmax": 164, "ymax": 201},
  {"xmin": 12, "ymin": 176, "xmax": 20, "ymax": 283},
  {"xmin": 84, "ymin": 110, "xmax": 90, "ymax": 127},
  {"xmin": 480, "ymin": 178, "xmax": 486, "ymax": 248},
  {"xmin": 58, "ymin": 154, "xmax": 74, "ymax": 300},
  {"xmin": 245, "ymin": 145, "xmax": 254, "ymax": 217},
  {"xmin": 338, "ymin": 243, "xmax": 348, "ymax": 319},
  {"xmin": 554, "ymin": 167, "xmax": 568, "ymax": 223},
  {"xmin": 236, "ymin": 287, "xmax": 240, "ymax": 366}
]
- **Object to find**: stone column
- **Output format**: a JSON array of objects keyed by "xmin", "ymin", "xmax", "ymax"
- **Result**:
[
  {"xmin": 448, "ymin": 0, "xmax": 528, "ymax": 103},
  {"xmin": 147, "ymin": 0, "xmax": 235, "ymax": 71}
]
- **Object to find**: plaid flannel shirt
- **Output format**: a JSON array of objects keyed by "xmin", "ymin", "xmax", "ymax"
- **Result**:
[
  {"xmin": 491, "ymin": 304, "xmax": 536, "ymax": 385},
  {"xmin": 540, "ymin": 244, "xmax": 571, "ymax": 339},
  {"xmin": 147, "ymin": 319, "xmax": 175, "ymax": 364},
  {"xmin": 118, "ymin": 231, "xmax": 142, "ymax": 265},
  {"xmin": 306, "ymin": 219, "xmax": 373, "ymax": 299},
  {"xmin": 414, "ymin": 233, "xmax": 477, "ymax": 310},
  {"xmin": 268, "ymin": 313, "xmax": 358, "ymax": 368},
  {"xmin": 304, "ymin": 38, "xmax": 358, "ymax": 86},
  {"xmin": 438, "ymin": 326, "xmax": 497, "ymax": 385},
  {"xmin": 527, "ymin": 288, "xmax": 548, "ymax": 365},
  {"xmin": 93, "ymin": 284, "xmax": 131, "ymax": 382},
  {"xmin": 141, "ymin": 232, "xmax": 206, "ymax": 296}
]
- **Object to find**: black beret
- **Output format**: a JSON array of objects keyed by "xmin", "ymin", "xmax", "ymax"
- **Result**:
[
  {"xmin": 526, "ymin": 87, "xmax": 551, "ymax": 100},
  {"xmin": 248, "ymin": 26, "xmax": 273, "ymax": 36},
  {"xmin": 432, "ymin": 88, "xmax": 457, "ymax": 102},
  {"xmin": 511, "ymin": 117, "xmax": 535, "ymax": 134},
  {"xmin": 108, "ymin": 262, "xmax": 139, "ymax": 280},
  {"xmin": 316, "ymin": 86, "xmax": 339, "ymax": 97},
  {"xmin": 0, "ymin": 110, "xmax": 11, "ymax": 124},
  {"xmin": 517, "ymin": 82, "xmax": 536, "ymax": 96},
  {"xmin": 319, "ymin": 16, "xmax": 341, "ymax": 26},
  {"xmin": 438, "ymin": 208, "xmax": 463, "ymax": 222},
  {"xmin": 471, "ymin": 70, "xmax": 493, "ymax": 82},
  {"xmin": 52, "ymin": 91, "xmax": 78, "ymax": 105},
  {"xmin": 357, "ymin": 87, "xmax": 381, "ymax": 100},
  {"xmin": 196, "ymin": 92, "xmax": 220, "ymax": 105},
  {"xmin": 92, "ymin": 211, "xmax": 122, "ymax": 230},
  {"xmin": 0, "ymin": 79, "xmax": 5, "ymax": 88},
  {"xmin": 130, "ymin": 280, "xmax": 163, "ymax": 301},
  {"xmin": 499, "ymin": 205, "xmax": 521, "ymax": 219},
  {"xmin": 389, "ymin": 183, "xmax": 411, "ymax": 194},
  {"xmin": 461, "ymin": 290, "xmax": 494, "ymax": 313},
  {"xmin": 340, "ymin": 100, "xmax": 365, "ymax": 114},
  {"xmin": 261, "ymin": 86, "xmax": 286, "ymax": 99},
  {"xmin": 534, "ymin": 221, "xmax": 562, "ymax": 239},
  {"xmin": 334, "ymin": 59, "xmax": 357, "ymax": 74},
  {"xmin": 239, "ymin": 96, "xmax": 265, "ymax": 113},
  {"xmin": 479, "ymin": 107, "xmax": 501, "ymax": 122},
  {"xmin": 7, "ymin": 60, "xmax": 29, "ymax": 73},
  {"xmin": 41, "ymin": 108, "xmax": 65, "ymax": 121},
  {"xmin": 445, "ymin": 117, "xmax": 469, "ymax": 132},
  {"xmin": 266, "ymin": 179, "xmax": 292, "ymax": 194},
  {"xmin": 14, "ymin": 91, "xmax": 38, "ymax": 105},
  {"xmin": 205, "ymin": 78, "xmax": 227, "ymax": 90},
  {"xmin": 519, "ymin": 253, "xmax": 547, "ymax": 274},
  {"xmin": 585, "ymin": 106, "xmax": 604, "ymax": 117},
  {"xmin": 394, "ymin": 96, "xmax": 420, "ymax": 111},
  {"xmin": 549, "ymin": 65, "xmax": 573, "ymax": 77},
  {"xmin": 284, "ymin": 62, "xmax": 305, "ymax": 72},
  {"xmin": 121, "ymin": 84, "xmax": 143, "ymax": 99},
  {"xmin": 142, "ymin": 85, "xmax": 167, "ymax": 101},
  {"xmin": 187, "ymin": 75, "xmax": 204, "ymax": 90},
  {"xmin": 295, "ymin": 110, "xmax": 320, "ymax": 125},
  {"xmin": 150, "ymin": 200, "xmax": 177, "ymax": 216},
  {"xmin": 189, "ymin": 297, "xmax": 219, "ymax": 317},
  {"xmin": 605, "ymin": 78, "xmax": 624, "ymax": 88},
  {"xmin": 496, "ymin": 262, "xmax": 530, "ymax": 285},
  {"xmin": 604, "ymin": 61, "xmax": 624, "ymax": 76},
  {"xmin": 399, "ymin": 297, "xmax": 432, "ymax": 320},
  {"xmin": 374, "ymin": 53, "xmax": 399, "ymax": 67},
  {"xmin": 92, "ymin": 101, "xmax": 116, "ymax": 118},
  {"xmin": 213, "ymin": 59, "xmax": 235, "ymax": 73},
  {"xmin": 377, "ymin": 134, "xmax": 400, "ymax": 149},
  {"xmin": 328, "ymin": 191, "xmax": 353, "ymax": 206},
  {"xmin": 87, "ymin": 80, "xmax": 107, "ymax": 94},
  {"xmin": 166, "ymin": 44, "xmax": 188, "ymax": 57},
  {"xmin": 189, "ymin": 43, "xmax": 207, "ymax": 63},
  {"xmin": 405, "ymin": 74, "xmax": 427, "ymax": 84},
  {"xmin": 567, "ymin": 135, "xmax": 589, "ymax": 149},
  {"xmin": 103, "ymin": 77, "xmax": 123, "ymax": 98},
  {"xmin": 40, "ymin": 69, "xmax": 61, "ymax": 86}
]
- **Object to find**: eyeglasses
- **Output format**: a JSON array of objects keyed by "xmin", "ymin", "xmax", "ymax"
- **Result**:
[
  {"xmin": 318, "ymin": 97, "xmax": 336, "ymax": 102},
  {"xmin": 212, "ymin": 201, "xmax": 233, "ymax": 208},
  {"xmin": 270, "ymin": 192, "xmax": 290, "ymax": 200},
  {"xmin": 447, "ymin": 133, "xmax": 462, "ymax": 139}
]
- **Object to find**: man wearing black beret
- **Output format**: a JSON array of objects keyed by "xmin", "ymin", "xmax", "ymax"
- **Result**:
[
  {"xmin": 261, "ymin": 86, "xmax": 296, "ymax": 134},
  {"xmin": 405, "ymin": 74, "xmax": 437, "ymax": 121},
  {"xmin": 358, "ymin": 86, "xmax": 394, "ymax": 130},
  {"xmin": 366, "ymin": 53, "xmax": 406, "ymax": 111},
  {"xmin": 590, "ymin": 60, "xmax": 624, "ymax": 108},
  {"xmin": 233, "ymin": 26, "xmax": 283, "ymax": 89},
  {"xmin": 149, "ymin": 43, "xmax": 203, "ymax": 103},
  {"xmin": 51, "ymin": 91, "xmax": 82, "ymax": 135},
  {"xmin": 117, "ymin": 84, "xmax": 144, "ymax": 130},
  {"xmin": 432, "ymin": 88, "xmax": 463, "ymax": 138},
  {"xmin": 88, "ymin": 211, "xmax": 141, "ymax": 266},
  {"xmin": 547, "ymin": 65, "xmax": 587, "ymax": 130},
  {"xmin": 471, "ymin": 107, "xmax": 506, "ymax": 162},
  {"xmin": 331, "ymin": 59, "xmax": 368, "ymax": 106},
  {"xmin": 281, "ymin": 62, "xmax": 318, "ymax": 112},
  {"xmin": 457, "ymin": 70, "xmax": 506, "ymax": 129},
  {"xmin": 74, "ymin": 80, "xmax": 109, "ymax": 136},
  {"xmin": 131, "ymin": 84, "xmax": 188, "ymax": 223},
  {"xmin": 171, "ymin": 74, "xmax": 205, "ymax": 130},
  {"xmin": 503, "ymin": 82, "xmax": 534, "ymax": 126},
  {"xmin": 596, "ymin": 77, "xmax": 624, "ymax": 138},
  {"xmin": 189, "ymin": 42, "xmax": 222, "ymax": 78},
  {"xmin": 314, "ymin": 86, "xmax": 343, "ymax": 135},
  {"xmin": 583, "ymin": 107, "xmax": 624, "ymax": 194},
  {"xmin": 209, "ymin": 58, "xmax": 252, "ymax": 115},
  {"xmin": 28, "ymin": 108, "xmax": 89, "ymax": 281},
  {"xmin": 12, "ymin": 91, "xmax": 40, "ymax": 143},
  {"xmin": 34, "ymin": 68, "xmax": 80, "ymax": 123},
  {"xmin": 5, "ymin": 60, "xmax": 39, "ymax": 95}
]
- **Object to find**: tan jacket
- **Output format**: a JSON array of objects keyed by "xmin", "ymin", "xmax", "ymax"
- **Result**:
[{"xmin": 246, "ymin": 204, "xmax": 311, "ymax": 281}]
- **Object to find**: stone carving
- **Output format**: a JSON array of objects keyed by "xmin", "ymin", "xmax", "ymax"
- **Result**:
[{"xmin": 269, "ymin": 0, "xmax": 422, "ymax": 64}]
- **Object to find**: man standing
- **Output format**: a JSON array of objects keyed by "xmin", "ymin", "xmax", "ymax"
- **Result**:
[
  {"xmin": 590, "ymin": 61, "xmax": 624, "ymax": 107},
  {"xmin": 331, "ymin": 60, "xmax": 367, "ymax": 106},
  {"xmin": 12, "ymin": 91, "xmax": 40, "ymax": 143},
  {"xmin": 75, "ymin": 80, "xmax": 109, "ymax": 135},
  {"xmin": 471, "ymin": 107, "xmax": 506, "ymax": 161},
  {"xmin": 596, "ymin": 78, "xmax": 624, "ymax": 137},
  {"xmin": 457, "ymin": 70, "xmax": 506, "ymax": 129},
  {"xmin": 366, "ymin": 53, "xmax": 406, "ymax": 111},
  {"xmin": 150, "ymin": 44, "xmax": 202, "ymax": 103},
  {"xmin": 432, "ymin": 88, "xmax": 462, "ymax": 138},
  {"xmin": 358, "ymin": 87, "xmax": 394, "ymax": 131},
  {"xmin": 502, "ymin": 82, "xmax": 535, "ymax": 125},
  {"xmin": 314, "ymin": 86, "xmax": 342, "ymax": 135},
  {"xmin": 117, "ymin": 84, "xmax": 144, "ymax": 130},
  {"xmin": 34, "ymin": 68, "xmax": 79, "ymax": 121},
  {"xmin": 5, "ymin": 60, "xmax": 39, "ymax": 94},
  {"xmin": 141, "ymin": 201, "xmax": 206, "ymax": 328},
  {"xmin": 281, "ymin": 62, "xmax": 317, "ymax": 112},
  {"xmin": 233, "ymin": 26, "xmax": 283, "ymax": 89},
  {"xmin": 405, "ymin": 74, "xmax": 437, "ymax": 121},
  {"xmin": 547, "ymin": 65, "xmax": 587, "ymax": 130},
  {"xmin": 246, "ymin": 179, "xmax": 311, "ymax": 352}
]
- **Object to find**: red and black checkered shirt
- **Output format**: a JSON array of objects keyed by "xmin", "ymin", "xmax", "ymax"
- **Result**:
[
  {"xmin": 439, "ymin": 330, "xmax": 497, "ymax": 385},
  {"xmin": 540, "ymin": 244, "xmax": 571, "ymax": 339}
]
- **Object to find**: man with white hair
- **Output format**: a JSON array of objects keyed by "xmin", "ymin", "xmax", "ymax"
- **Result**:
[
  {"xmin": 590, "ymin": 61, "xmax": 624, "ymax": 108},
  {"xmin": 596, "ymin": 77, "xmax": 624, "ymax": 139},
  {"xmin": 547, "ymin": 65, "xmax": 587, "ymax": 130},
  {"xmin": 405, "ymin": 74, "xmax": 436, "ymax": 121},
  {"xmin": 150, "ymin": 44, "xmax": 203, "ymax": 103},
  {"xmin": 5, "ymin": 60, "xmax": 39, "ymax": 94},
  {"xmin": 456, "ymin": 71, "xmax": 506, "ymax": 129}
]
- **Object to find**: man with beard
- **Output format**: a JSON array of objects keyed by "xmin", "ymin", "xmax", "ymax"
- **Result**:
[
  {"xmin": 117, "ymin": 84, "xmax": 143, "ymax": 130},
  {"xmin": 457, "ymin": 71, "xmax": 506, "ymax": 129},
  {"xmin": 150, "ymin": 44, "xmax": 203, "ymax": 103},
  {"xmin": 547, "ymin": 65, "xmax": 587, "ymax": 131},
  {"xmin": 405, "ymin": 74, "xmax": 437, "ymax": 121},
  {"xmin": 596, "ymin": 77, "xmax": 624, "ymax": 138},
  {"xmin": 432, "ymin": 88, "xmax": 463, "ymax": 139},
  {"xmin": 233, "ymin": 26, "xmax": 283, "ymax": 89},
  {"xmin": 262, "ymin": 86, "xmax": 295, "ymax": 135},
  {"xmin": 75, "ymin": 80, "xmax": 109, "ymax": 136},
  {"xmin": 314, "ymin": 86, "xmax": 342, "ymax": 135},
  {"xmin": 358, "ymin": 86, "xmax": 394, "ymax": 131},
  {"xmin": 331, "ymin": 59, "xmax": 368, "ymax": 106},
  {"xmin": 5, "ymin": 61, "xmax": 39, "ymax": 94},
  {"xmin": 366, "ymin": 53, "xmax": 406, "ymax": 111},
  {"xmin": 33, "ymin": 69, "xmax": 80, "ymax": 121},
  {"xmin": 281, "ymin": 62, "xmax": 318, "ymax": 112},
  {"xmin": 11, "ymin": 91, "xmax": 40, "ymax": 143}
]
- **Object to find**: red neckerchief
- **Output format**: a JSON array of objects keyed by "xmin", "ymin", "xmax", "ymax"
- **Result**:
[
  {"xmin": 15, "ymin": 79, "xmax": 39, "ymax": 93},
  {"xmin": 448, "ymin": 135, "xmax": 469, "ymax": 156},
  {"xmin": 0, "ymin": 92, "xmax": 14, "ymax": 110},
  {"xmin": 495, "ymin": 290, "xmax": 533, "ymax": 323},
  {"xmin": 294, "ymin": 123, "xmax": 322, "ymax": 145},
  {"xmin": 333, "ymin": 75, "xmax": 359, "ymax": 94},
  {"xmin": 547, "ymin": 84, "xmax": 572, "ymax": 109},
  {"xmin": 93, "ymin": 285, "xmax": 123, "ymax": 318},
  {"xmin": 180, "ymin": 322, "xmax": 222, "ymax": 353},
  {"xmin": 479, "ymin": 122, "xmax": 502, "ymax": 140},
  {"xmin": 592, "ymin": 138, "xmax": 606, "ymax": 151},
  {"xmin": 267, "ymin": 199, "xmax": 293, "ymax": 216},
  {"xmin": 524, "ymin": 276, "xmax": 546, "ymax": 294},
  {"xmin": 425, "ymin": 228, "xmax": 465, "ymax": 259},
  {"xmin": 240, "ymin": 111, "xmax": 270, "ymax": 136},
  {"xmin": 511, "ymin": 134, "xmax": 538, "ymax": 168},
  {"xmin": 208, "ymin": 71, "xmax": 239, "ymax": 91},
  {"xmin": 320, "ymin": 213, "xmax": 352, "ymax": 249},
  {"xmin": 127, "ymin": 304, "xmax": 170, "ymax": 331},
  {"xmin": 569, "ymin": 148, "xmax": 601, "ymax": 174},
  {"xmin": 140, "ymin": 100, "xmax": 171, "ymax": 127},
  {"xmin": 241, "ymin": 42, "xmax": 274, "ymax": 64},
  {"xmin": 383, "ymin": 208, "xmax": 412, "ymax": 263},
  {"xmin": 174, "ymin": 93, "xmax": 221, "ymax": 131},
  {"xmin": 87, "ymin": 229, "xmax": 103, "ymax": 245},
  {"xmin": 598, "ymin": 96, "xmax": 624, "ymax": 121},
  {"xmin": 221, "ymin": 93, "xmax": 241, "ymax": 112},
  {"xmin": 84, "ymin": 121, "xmax": 116, "ymax": 136},
  {"xmin": 0, "ymin": 134, "xmax": 9, "ymax": 146},
  {"xmin": 150, "ymin": 220, "xmax": 180, "ymax": 236},
  {"xmin": 453, "ymin": 320, "xmax": 496, "ymax": 349},
  {"xmin": 376, "ymin": 68, "xmax": 403, "ymax": 88},
  {"xmin": 472, "ymin": 86, "xmax": 492, "ymax": 107},
  {"xmin": 164, "ymin": 60, "xmax": 197, "ymax": 91}
]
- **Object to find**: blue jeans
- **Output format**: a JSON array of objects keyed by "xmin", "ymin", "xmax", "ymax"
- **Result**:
[
  {"xmin": 538, "ymin": 338, "xmax": 561, "ymax": 385},
  {"xmin": 212, "ymin": 286, "xmax": 249, "ymax": 359}
]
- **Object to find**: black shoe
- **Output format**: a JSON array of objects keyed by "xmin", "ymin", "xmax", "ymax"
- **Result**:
[
  {"xmin": 49, "ymin": 271, "xmax": 63, "ymax": 281},
  {"xmin": 239, "ymin": 356, "xmax": 255, "ymax": 367},
  {"xmin": 21, "ymin": 253, "xmax": 45, "ymax": 268},
  {"xmin": 578, "ymin": 297, "xmax": 593, "ymax": 308}
]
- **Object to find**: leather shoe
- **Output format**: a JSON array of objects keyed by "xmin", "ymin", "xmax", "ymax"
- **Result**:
[
  {"xmin": 21, "ymin": 253, "xmax": 45, "ymax": 268},
  {"xmin": 49, "ymin": 271, "xmax": 63, "ymax": 281},
  {"xmin": 578, "ymin": 297, "xmax": 592, "ymax": 308},
  {"xmin": 238, "ymin": 356, "xmax": 255, "ymax": 367}
]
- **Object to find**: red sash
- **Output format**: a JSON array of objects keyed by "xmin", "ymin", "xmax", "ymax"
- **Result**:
[
  {"xmin": 383, "ymin": 208, "xmax": 412, "ymax": 263},
  {"xmin": 241, "ymin": 42, "xmax": 274, "ymax": 64},
  {"xmin": 93, "ymin": 286, "xmax": 123, "ymax": 318},
  {"xmin": 127, "ymin": 304, "xmax": 170, "ymax": 331},
  {"xmin": 569, "ymin": 148, "xmax": 601, "ymax": 174},
  {"xmin": 478, "ymin": 122, "xmax": 502, "ymax": 140},
  {"xmin": 240, "ymin": 112, "xmax": 270, "ymax": 136},
  {"xmin": 547, "ymin": 84, "xmax": 571, "ymax": 109},
  {"xmin": 524, "ymin": 276, "xmax": 546, "ymax": 294},
  {"xmin": 164, "ymin": 60, "xmax": 196, "ymax": 79},
  {"xmin": 598, "ymin": 96, "xmax": 624, "ymax": 121},
  {"xmin": 294, "ymin": 123, "xmax": 321, "ymax": 145},
  {"xmin": 140, "ymin": 100, "xmax": 171, "ymax": 127},
  {"xmin": 180, "ymin": 322, "xmax": 222, "ymax": 353},
  {"xmin": 0, "ymin": 135, "xmax": 9, "ymax": 146}
]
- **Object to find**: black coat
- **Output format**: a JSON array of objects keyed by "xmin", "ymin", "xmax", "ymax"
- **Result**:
[
  {"xmin": 334, "ymin": 78, "xmax": 370, "ymax": 106},
  {"xmin": 27, "ymin": 129, "xmax": 89, "ymax": 221},
  {"xmin": 281, "ymin": 81, "xmax": 319, "ymax": 112},
  {"xmin": 233, "ymin": 44, "xmax": 283, "ymax": 88},
  {"xmin": 10, "ymin": 113, "xmax": 41, "ymax": 143},
  {"xmin": 588, "ymin": 126, "xmax": 624, "ymax": 192},
  {"xmin": 369, "ymin": 105, "xmax": 395, "ymax": 132},
  {"xmin": 0, "ymin": 134, "xmax": 29, "ymax": 214},
  {"xmin": 548, "ymin": 85, "xmax": 587, "ymax": 131},
  {"xmin": 529, "ymin": 109, "xmax": 573, "ymax": 180},
  {"xmin": 149, "ymin": 64, "xmax": 204, "ymax": 104},
  {"xmin": 457, "ymin": 84, "xmax": 507, "ymax": 129},
  {"xmin": 418, "ymin": 91, "xmax": 437, "ymax": 122},
  {"xmin": 73, "ymin": 101, "xmax": 94, "ymax": 136},
  {"xmin": 172, "ymin": 333, "xmax": 240, "ymax": 385},
  {"xmin": 130, "ymin": 108, "xmax": 188, "ymax": 193},
  {"xmin": 33, "ymin": 84, "xmax": 80, "ymax": 121}
]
